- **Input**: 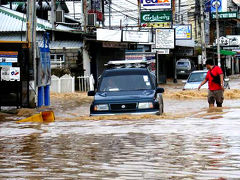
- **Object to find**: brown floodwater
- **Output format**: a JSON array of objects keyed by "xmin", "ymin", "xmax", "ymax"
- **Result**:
[{"xmin": 0, "ymin": 97, "xmax": 240, "ymax": 179}]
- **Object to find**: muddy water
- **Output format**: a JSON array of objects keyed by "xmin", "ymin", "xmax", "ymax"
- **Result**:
[{"xmin": 1, "ymin": 99, "xmax": 240, "ymax": 179}]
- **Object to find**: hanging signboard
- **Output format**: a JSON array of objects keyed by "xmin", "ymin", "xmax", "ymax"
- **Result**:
[
  {"xmin": 97, "ymin": 29, "xmax": 122, "ymax": 42},
  {"xmin": 142, "ymin": 22, "xmax": 171, "ymax": 28},
  {"xmin": 123, "ymin": 31, "xmax": 150, "ymax": 43},
  {"xmin": 173, "ymin": 24, "xmax": 192, "ymax": 40},
  {"xmin": 141, "ymin": 11, "xmax": 172, "ymax": 23},
  {"xmin": 0, "ymin": 51, "xmax": 18, "ymax": 63},
  {"xmin": 155, "ymin": 29, "xmax": 175, "ymax": 49},
  {"xmin": 141, "ymin": 0, "xmax": 172, "ymax": 10}
]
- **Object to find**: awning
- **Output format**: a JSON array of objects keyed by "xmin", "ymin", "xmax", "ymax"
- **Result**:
[
  {"xmin": 233, "ymin": 0, "xmax": 240, "ymax": 6},
  {"xmin": 220, "ymin": 50, "xmax": 237, "ymax": 56}
]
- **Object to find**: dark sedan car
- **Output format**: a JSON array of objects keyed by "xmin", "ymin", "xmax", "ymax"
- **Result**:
[{"xmin": 88, "ymin": 65, "xmax": 164, "ymax": 116}]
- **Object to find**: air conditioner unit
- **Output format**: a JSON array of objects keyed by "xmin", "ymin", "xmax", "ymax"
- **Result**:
[
  {"xmin": 87, "ymin": 13, "xmax": 96, "ymax": 26},
  {"xmin": 56, "ymin": 10, "xmax": 64, "ymax": 22}
]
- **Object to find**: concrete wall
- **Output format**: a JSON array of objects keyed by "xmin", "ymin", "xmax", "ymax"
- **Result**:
[{"xmin": 50, "ymin": 48, "xmax": 80, "ymax": 69}]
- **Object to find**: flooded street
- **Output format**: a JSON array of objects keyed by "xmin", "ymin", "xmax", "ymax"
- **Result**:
[
  {"xmin": 1, "ymin": 98, "xmax": 240, "ymax": 179},
  {"xmin": 0, "ymin": 80, "xmax": 240, "ymax": 179}
]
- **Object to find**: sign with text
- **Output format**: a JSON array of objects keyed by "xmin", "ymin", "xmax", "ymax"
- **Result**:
[
  {"xmin": 0, "ymin": 51, "xmax": 18, "ymax": 63},
  {"xmin": 155, "ymin": 29, "xmax": 175, "ymax": 49},
  {"xmin": 142, "ymin": 22, "xmax": 171, "ymax": 28},
  {"xmin": 141, "ymin": 0, "xmax": 172, "ymax": 10},
  {"xmin": 173, "ymin": 24, "xmax": 192, "ymax": 40},
  {"xmin": 212, "ymin": 12, "xmax": 239, "ymax": 19},
  {"xmin": 123, "ymin": 31, "xmax": 150, "ymax": 43},
  {"xmin": 141, "ymin": 11, "xmax": 172, "ymax": 23}
]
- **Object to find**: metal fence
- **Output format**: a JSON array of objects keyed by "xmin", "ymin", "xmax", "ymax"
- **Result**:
[{"xmin": 50, "ymin": 74, "xmax": 75, "ymax": 93}]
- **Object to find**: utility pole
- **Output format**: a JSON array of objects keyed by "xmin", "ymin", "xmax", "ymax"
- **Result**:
[
  {"xmin": 200, "ymin": 0, "xmax": 207, "ymax": 65},
  {"xmin": 101, "ymin": 0, "xmax": 105, "ymax": 27},
  {"xmin": 215, "ymin": 2, "xmax": 221, "ymax": 67},
  {"xmin": 178, "ymin": 0, "xmax": 181, "ymax": 23},
  {"xmin": 26, "ymin": 0, "xmax": 37, "ymax": 107},
  {"xmin": 138, "ymin": 0, "xmax": 141, "ymax": 28},
  {"xmin": 82, "ymin": 0, "xmax": 87, "ymax": 32},
  {"xmin": 108, "ymin": 0, "xmax": 111, "ymax": 28},
  {"xmin": 51, "ymin": 0, "xmax": 56, "ymax": 41}
]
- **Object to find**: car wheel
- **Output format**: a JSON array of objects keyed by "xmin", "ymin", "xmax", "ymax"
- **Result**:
[{"xmin": 158, "ymin": 94, "xmax": 164, "ymax": 115}]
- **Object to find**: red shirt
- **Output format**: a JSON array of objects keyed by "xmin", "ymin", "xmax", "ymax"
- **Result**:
[{"xmin": 205, "ymin": 66, "xmax": 223, "ymax": 91}]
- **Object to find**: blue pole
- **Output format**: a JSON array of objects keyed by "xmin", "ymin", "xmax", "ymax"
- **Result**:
[
  {"xmin": 44, "ymin": 85, "xmax": 50, "ymax": 106},
  {"xmin": 38, "ymin": 87, "xmax": 44, "ymax": 107}
]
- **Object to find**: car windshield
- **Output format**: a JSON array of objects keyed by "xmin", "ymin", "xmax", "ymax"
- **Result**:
[
  {"xmin": 177, "ymin": 61, "xmax": 190, "ymax": 66},
  {"xmin": 188, "ymin": 72, "xmax": 207, "ymax": 82},
  {"xmin": 99, "ymin": 74, "xmax": 153, "ymax": 92}
]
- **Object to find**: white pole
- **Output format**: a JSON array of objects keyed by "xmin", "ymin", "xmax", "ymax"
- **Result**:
[{"xmin": 216, "ymin": 3, "xmax": 221, "ymax": 67}]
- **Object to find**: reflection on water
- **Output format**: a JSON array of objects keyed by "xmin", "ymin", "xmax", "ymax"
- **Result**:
[{"xmin": 1, "ymin": 107, "xmax": 240, "ymax": 179}]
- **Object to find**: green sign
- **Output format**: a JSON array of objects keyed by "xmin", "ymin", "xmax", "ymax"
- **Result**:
[
  {"xmin": 141, "ymin": 11, "xmax": 172, "ymax": 23},
  {"xmin": 212, "ymin": 12, "xmax": 239, "ymax": 19}
]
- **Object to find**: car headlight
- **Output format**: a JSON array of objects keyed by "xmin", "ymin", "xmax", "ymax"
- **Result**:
[
  {"xmin": 138, "ymin": 102, "xmax": 153, "ymax": 109},
  {"xmin": 94, "ymin": 104, "xmax": 109, "ymax": 111}
]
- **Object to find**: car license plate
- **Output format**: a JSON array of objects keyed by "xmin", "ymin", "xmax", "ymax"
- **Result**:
[{"xmin": 180, "ymin": 71, "xmax": 185, "ymax": 73}]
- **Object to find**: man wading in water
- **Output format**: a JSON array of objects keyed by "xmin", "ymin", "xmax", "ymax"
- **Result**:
[{"xmin": 198, "ymin": 59, "xmax": 224, "ymax": 108}]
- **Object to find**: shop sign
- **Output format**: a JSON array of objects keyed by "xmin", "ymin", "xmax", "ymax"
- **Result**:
[
  {"xmin": 142, "ymin": 22, "xmax": 171, "ymax": 28},
  {"xmin": 155, "ymin": 29, "xmax": 175, "ymax": 49},
  {"xmin": 141, "ymin": 0, "xmax": 172, "ymax": 10},
  {"xmin": 123, "ymin": 31, "xmax": 150, "ymax": 43},
  {"xmin": 141, "ymin": 11, "xmax": 172, "ymax": 23},
  {"xmin": 0, "ymin": 51, "xmax": 18, "ymax": 63},
  {"xmin": 173, "ymin": 24, "xmax": 192, "ymax": 40}
]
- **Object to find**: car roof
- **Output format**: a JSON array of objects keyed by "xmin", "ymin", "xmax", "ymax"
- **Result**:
[
  {"xmin": 191, "ymin": 70, "xmax": 208, "ymax": 73},
  {"xmin": 103, "ymin": 68, "xmax": 149, "ymax": 76}
]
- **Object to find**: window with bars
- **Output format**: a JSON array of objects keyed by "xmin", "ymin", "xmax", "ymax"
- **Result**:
[{"xmin": 50, "ymin": 54, "xmax": 65, "ymax": 68}]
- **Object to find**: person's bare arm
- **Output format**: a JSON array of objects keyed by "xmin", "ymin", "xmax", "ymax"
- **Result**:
[
  {"xmin": 198, "ymin": 79, "xmax": 207, "ymax": 90},
  {"xmin": 220, "ymin": 74, "xmax": 224, "ymax": 90}
]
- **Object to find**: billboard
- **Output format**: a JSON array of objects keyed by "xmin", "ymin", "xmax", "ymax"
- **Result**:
[
  {"xmin": 141, "ymin": 11, "xmax": 172, "ymax": 23},
  {"xmin": 141, "ymin": 0, "xmax": 172, "ymax": 10},
  {"xmin": 173, "ymin": 25, "xmax": 192, "ymax": 40},
  {"xmin": 155, "ymin": 28, "xmax": 175, "ymax": 49}
]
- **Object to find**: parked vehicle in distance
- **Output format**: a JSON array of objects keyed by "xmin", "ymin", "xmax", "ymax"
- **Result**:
[
  {"xmin": 88, "ymin": 60, "xmax": 164, "ymax": 116},
  {"xmin": 176, "ymin": 59, "xmax": 195, "ymax": 78},
  {"xmin": 183, "ymin": 70, "xmax": 208, "ymax": 90}
]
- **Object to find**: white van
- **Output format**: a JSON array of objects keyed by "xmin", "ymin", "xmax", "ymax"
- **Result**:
[{"xmin": 176, "ymin": 59, "xmax": 195, "ymax": 78}]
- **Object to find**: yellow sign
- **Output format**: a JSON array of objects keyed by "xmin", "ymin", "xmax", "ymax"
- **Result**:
[{"xmin": 142, "ymin": 22, "xmax": 171, "ymax": 28}]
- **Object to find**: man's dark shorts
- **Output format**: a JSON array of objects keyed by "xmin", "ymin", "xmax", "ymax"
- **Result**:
[{"xmin": 208, "ymin": 90, "xmax": 224, "ymax": 105}]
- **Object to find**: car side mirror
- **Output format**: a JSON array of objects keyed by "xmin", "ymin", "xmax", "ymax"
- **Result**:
[
  {"xmin": 88, "ymin": 91, "xmax": 95, "ymax": 96},
  {"xmin": 156, "ymin": 87, "xmax": 164, "ymax": 93}
]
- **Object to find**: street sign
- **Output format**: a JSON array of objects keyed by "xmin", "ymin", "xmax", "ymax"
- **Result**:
[
  {"xmin": 141, "ymin": 0, "xmax": 172, "ymax": 10},
  {"xmin": 155, "ymin": 29, "xmax": 175, "ymax": 49},
  {"xmin": 173, "ymin": 24, "xmax": 192, "ymax": 40},
  {"xmin": 211, "ymin": 0, "xmax": 222, "ymax": 12},
  {"xmin": 212, "ymin": 12, "xmax": 239, "ymax": 19}
]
